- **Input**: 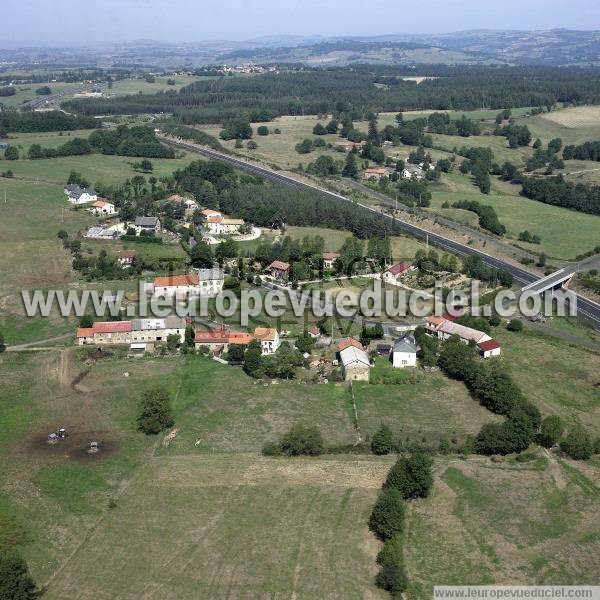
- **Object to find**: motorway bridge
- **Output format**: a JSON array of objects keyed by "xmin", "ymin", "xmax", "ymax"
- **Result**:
[{"xmin": 161, "ymin": 137, "xmax": 600, "ymax": 330}]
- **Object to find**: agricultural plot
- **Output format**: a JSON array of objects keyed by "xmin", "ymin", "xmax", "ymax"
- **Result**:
[
  {"xmin": 405, "ymin": 455, "xmax": 600, "ymax": 599},
  {"xmin": 42, "ymin": 453, "xmax": 390, "ymax": 600},
  {"xmin": 492, "ymin": 328, "xmax": 600, "ymax": 433},
  {"xmin": 353, "ymin": 372, "xmax": 501, "ymax": 446},
  {"xmin": 1, "ymin": 323, "xmax": 599, "ymax": 597},
  {"xmin": 0, "ymin": 131, "xmax": 194, "ymax": 186},
  {"xmin": 0, "ymin": 178, "xmax": 94, "ymax": 344},
  {"xmin": 198, "ymin": 117, "xmax": 346, "ymax": 171},
  {"xmin": 427, "ymin": 176, "xmax": 600, "ymax": 260}
]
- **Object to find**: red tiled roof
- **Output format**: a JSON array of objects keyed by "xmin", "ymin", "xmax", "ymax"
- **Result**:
[
  {"xmin": 266, "ymin": 260, "xmax": 290, "ymax": 271},
  {"xmin": 228, "ymin": 332, "xmax": 254, "ymax": 345},
  {"xmin": 92, "ymin": 321, "xmax": 132, "ymax": 334},
  {"xmin": 366, "ymin": 168, "xmax": 386, "ymax": 175},
  {"xmin": 441, "ymin": 311, "xmax": 462, "ymax": 321},
  {"xmin": 386, "ymin": 262, "xmax": 412, "ymax": 276},
  {"xmin": 338, "ymin": 337, "xmax": 363, "ymax": 352},
  {"xmin": 154, "ymin": 274, "xmax": 199, "ymax": 287},
  {"xmin": 478, "ymin": 339, "xmax": 501, "ymax": 352},
  {"xmin": 322, "ymin": 252, "xmax": 340, "ymax": 261},
  {"xmin": 194, "ymin": 328, "xmax": 230, "ymax": 344},
  {"xmin": 76, "ymin": 327, "xmax": 94, "ymax": 338},
  {"xmin": 91, "ymin": 200, "xmax": 111, "ymax": 208},
  {"xmin": 310, "ymin": 326, "xmax": 320, "ymax": 335}
]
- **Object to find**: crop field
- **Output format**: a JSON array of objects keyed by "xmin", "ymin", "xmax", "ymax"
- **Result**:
[{"xmin": 527, "ymin": 106, "xmax": 600, "ymax": 146}]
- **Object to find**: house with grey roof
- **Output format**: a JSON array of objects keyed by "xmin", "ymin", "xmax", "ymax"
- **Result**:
[
  {"xmin": 133, "ymin": 216, "xmax": 162, "ymax": 235},
  {"xmin": 64, "ymin": 184, "xmax": 97, "ymax": 205},
  {"xmin": 392, "ymin": 335, "xmax": 418, "ymax": 368}
]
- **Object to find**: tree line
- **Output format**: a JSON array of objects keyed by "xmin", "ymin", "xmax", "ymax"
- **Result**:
[
  {"xmin": 0, "ymin": 109, "xmax": 97, "ymax": 133},
  {"xmin": 61, "ymin": 66, "xmax": 600, "ymax": 125}
]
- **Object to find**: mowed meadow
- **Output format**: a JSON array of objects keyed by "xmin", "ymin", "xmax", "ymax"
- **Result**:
[{"xmin": 1, "ymin": 327, "xmax": 598, "ymax": 598}]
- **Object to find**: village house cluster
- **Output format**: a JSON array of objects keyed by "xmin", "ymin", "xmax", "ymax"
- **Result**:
[
  {"xmin": 76, "ymin": 316, "xmax": 187, "ymax": 348},
  {"xmin": 194, "ymin": 326, "xmax": 280, "ymax": 355}
]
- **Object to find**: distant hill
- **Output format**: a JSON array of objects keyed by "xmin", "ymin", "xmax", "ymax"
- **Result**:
[
  {"xmin": 359, "ymin": 29, "xmax": 600, "ymax": 66},
  {"xmin": 215, "ymin": 29, "xmax": 600, "ymax": 66},
  {"xmin": 0, "ymin": 29, "xmax": 598, "ymax": 68}
]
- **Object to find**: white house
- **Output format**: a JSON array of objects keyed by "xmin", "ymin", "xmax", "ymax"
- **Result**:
[
  {"xmin": 339, "ymin": 345, "xmax": 371, "ymax": 381},
  {"xmin": 195, "ymin": 268, "xmax": 225, "ymax": 296},
  {"xmin": 382, "ymin": 262, "xmax": 414, "ymax": 283},
  {"xmin": 402, "ymin": 166, "xmax": 425, "ymax": 181},
  {"xmin": 392, "ymin": 335, "xmax": 418, "ymax": 368},
  {"xmin": 363, "ymin": 168, "xmax": 389, "ymax": 182},
  {"xmin": 116, "ymin": 250, "xmax": 137, "ymax": 267},
  {"xmin": 426, "ymin": 316, "xmax": 501, "ymax": 359},
  {"xmin": 64, "ymin": 184, "xmax": 97, "ymax": 205},
  {"xmin": 200, "ymin": 209, "xmax": 245, "ymax": 235},
  {"xmin": 89, "ymin": 200, "xmax": 115, "ymax": 215},
  {"xmin": 322, "ymin": 252, "xmax": 340, "ymax": 270},
  {"xmin": 477, "ymin": 339, "xmax": 502, "ymax": 358},
  {"xmin": 253, "ymin": 327, "xmax": 280, "ymax": 355}
]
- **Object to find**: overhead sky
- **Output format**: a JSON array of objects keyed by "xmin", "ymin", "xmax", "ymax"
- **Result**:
[{"xmin": 3, "ymin": 0, "xmax": 600, "ymax": 44}]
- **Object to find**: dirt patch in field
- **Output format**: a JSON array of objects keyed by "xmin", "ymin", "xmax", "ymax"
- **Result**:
[{"xmin": 26, "ymin": 428, "xmax": 119, "ymax": 463}]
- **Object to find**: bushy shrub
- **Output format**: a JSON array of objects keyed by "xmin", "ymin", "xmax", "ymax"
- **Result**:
[
  {"xmin": 369, "ymin": 488, "xmax": 406, "ymax": 540},
  {"xmin": 136, "ymin": 386, "xmax": 174, "ymax": 434},
  {"xmin": 279, "ymin": 425, "xmax": 323, "ymax": 456},
  {"xmin": 384, "ymin": 453, "xmax": 433, "ymax": 499},
  {"xmin": 375, "ymin": 535, "xmax": 409, "ymax": 594},
  {"xmin": 561, "ymin": 425, "xmax": 592, "ymax": 460},
  {"xmin": 371, "ymin": 424, "xmax": 394, "ymax": 455}
]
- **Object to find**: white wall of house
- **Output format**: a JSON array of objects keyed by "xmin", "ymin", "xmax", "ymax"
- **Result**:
[
  {"xmin": 392, "ymin": 350, "xmax": 417, "ymax": 368},
  {"xmin": 68, "ymin": 192, "xmax": 97, "ymax": 205}
]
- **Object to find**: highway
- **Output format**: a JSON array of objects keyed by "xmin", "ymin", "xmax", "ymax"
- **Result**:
[{"xmin": 161, "ymin": 137, "xmax": 600, "ymax": 330}]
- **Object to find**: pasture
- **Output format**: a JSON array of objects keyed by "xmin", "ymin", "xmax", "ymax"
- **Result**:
[
  {"xmin": 427, "ymin": 175, "xmax": 600, "ymax": 260},
  {"xmin": 0, "ymin": 318, "xmax": 598, "ymax": 597},
  {"xmin": 0, "ymin": 130, "xmax": 194, "ymax": 186}
]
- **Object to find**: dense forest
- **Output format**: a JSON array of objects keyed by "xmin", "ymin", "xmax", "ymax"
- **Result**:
[
  {"xmin": 62, "ymin": 66, "xmax": 600, "ymax": 125},
  {"xmin": 520, "ymin": 176, "xmax": 600, "ymax": 215},
  {"xmin": 0, "ymin": 110, "xmax": 97, "ymax": 133}
]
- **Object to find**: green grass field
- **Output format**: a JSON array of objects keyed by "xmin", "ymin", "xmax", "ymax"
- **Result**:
[
  {"xmin": 285, "ymin": 225, "xmax": 429, "ymax": 260},
  {"xmin": 0, "ymin": 130, "xmax": 194, "ymax": 186},
  {"xmin": 427, "ymin": 172, "xmax": 600, "ymax": 260},
  {"xmin": 198, "ymin": 116, "xmax": 347, "ymax": 171}
]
